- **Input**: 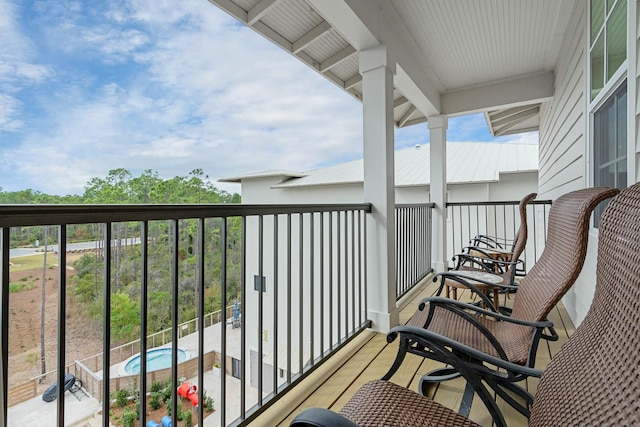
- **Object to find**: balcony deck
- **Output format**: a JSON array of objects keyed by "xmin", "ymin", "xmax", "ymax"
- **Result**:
[{"xmin": 251, "ymin": 277, "xmax": 575, "ymax": 427}]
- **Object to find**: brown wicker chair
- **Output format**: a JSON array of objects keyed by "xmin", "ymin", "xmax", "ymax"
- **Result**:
[
  {"xmin": 443, "ymin": 192, "xmax": 537, "ymax": 313},
  {"xmin": 452, "ymin": 192, "xmax": 537, "ymax": 283},
  {"xmin": 291, "ymin": 183, "xmax": 639, "ymax": 427}
]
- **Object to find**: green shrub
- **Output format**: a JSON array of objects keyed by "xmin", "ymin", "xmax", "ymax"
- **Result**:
[
  {"xmin": 122, "ymin": 407, "xmax": 136, "ymax": 427},
  {"xmin": 114, "ymin": 389, "xmax": 129, "ymax": 407},
  {"xmin": 183, "ymin": 410, "xmax": 192, "ymax": 427},
  {"xmin": 149, "ymin": 392, "xmax": 162, "ymax": 410},
  {"xmin": 134, "ymin": 402, "xmax": 140, "ymax": 420},
  {"xmin": 203, "ymin": 391, "xmax": 214, "ymax": 413},
  {"xmin": 161, "ymin": 382, "xmax": 172, "ymax": 404},
  {"xmin": 151, "ymin": 380, "xmax": 163, "ymax": 393}
]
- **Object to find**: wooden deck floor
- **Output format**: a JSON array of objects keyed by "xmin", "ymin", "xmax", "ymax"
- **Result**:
[{"xmin": 251, "ymin": 277, "xmax": 575, "ymax": 427}]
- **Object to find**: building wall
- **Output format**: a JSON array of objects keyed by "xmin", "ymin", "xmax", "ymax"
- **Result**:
[
  {"xmin": 538, "ymin": 0, "xmax": 587, "ymax": 200},
  {"xmin": 538, "ymin": 0, "xmax": 640, "ymax": 326},
  {"xmin": 538, "ymin": 0, "xmax": 593, "ymax": 325}
]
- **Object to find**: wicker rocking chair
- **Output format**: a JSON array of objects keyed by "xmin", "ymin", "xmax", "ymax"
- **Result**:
[
  {"xmin": 451, "ymin": 192, "xmax": 537, "ymax": 285},
  {"xmin": 442, "ymin": 192, "xmax": 538, "ymax": 312},
  {"xmin": 291, "ymin": 185, "xmax": 629, "ymax": 427}
]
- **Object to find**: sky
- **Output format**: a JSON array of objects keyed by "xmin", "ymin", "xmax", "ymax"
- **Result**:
[{"xmin": 0, "ymin": 0, "xmax": 538, "ymax": 196}]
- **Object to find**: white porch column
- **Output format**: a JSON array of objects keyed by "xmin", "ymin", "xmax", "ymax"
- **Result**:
[
  {"xmin": 429, "ymin": 115, "xmax": 448, "ymax": 272},
  {"xmin": 360, "ymin": 45, "xmax": 399, "ymax": 332}
]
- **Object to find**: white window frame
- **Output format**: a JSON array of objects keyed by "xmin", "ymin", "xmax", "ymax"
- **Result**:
[{"xmin": 587, "ymin": 0, "xmax": 630, "ymax": 229}]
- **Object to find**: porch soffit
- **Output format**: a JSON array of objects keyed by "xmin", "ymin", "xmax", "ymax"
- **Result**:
[{"xmin": 206, "ymin": 0, "xmax": 575, "ymax": 133}]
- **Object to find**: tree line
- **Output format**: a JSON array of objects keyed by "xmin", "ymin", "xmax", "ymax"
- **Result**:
[{"xmin": 4, "ymin": 168, "xmax": 243, "ymax": 348}]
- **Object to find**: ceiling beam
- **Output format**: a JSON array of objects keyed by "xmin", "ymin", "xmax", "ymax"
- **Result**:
[
  {"xmin": 292, "ymin": 21, "xmax": 332, "ymax": 54},
  {"xmin": 248, "ymin": 0, "xmax": 282, "ymax": 25},
  {"xmin": 320, "ymin": 46, "xmax": 357, "ymax": 73},
  {"xmin": 493, "ymin": 109, "xmax": 540, "ymax": 136},
  {"xmin": 393, "ymin": 96, "xmax": 410, "ymax": 108},
  {"xmin": 305, "ymin": 0, "xmax": 380, "ymax": 51},
  {"xmin": 497, "ymin": 125, "xmax": 539, "ymax": 136},
  {"xmin": 487, "ymin": 105, "xmax": 538, "ymax": 122},
  {"xmin": 400, "ymin": 116, "xmax": 427, "ymax": 127},
  {"xmin": 207, "ymin": 0, "xmax": 295, "ymax": 53},
  {"xmin": 344, "ymin": 73, "xmax": 362, "ymax": 90},
  {"xmin": 207, "ymin": 0, "xmax": 248, "ymax": 23},
  {"xmin": 398, "ymin": 105, "xmax": 417, "ymax": 128},
  {"xmin": 492, "ymin": 106, "xmax": 539, "ymax": 128},
  {"xmin": 308, "ymin": 0, "xmax": 443, "ymax": 116},
  {"xmin": 441, "ymin": 72, "xmax": 554, "ymax": 116}
]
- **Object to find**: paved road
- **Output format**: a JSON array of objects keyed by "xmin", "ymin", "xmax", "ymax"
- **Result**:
[{"xmin": 7, "ymin": 238, "xmax": 141, "ymax": 259}]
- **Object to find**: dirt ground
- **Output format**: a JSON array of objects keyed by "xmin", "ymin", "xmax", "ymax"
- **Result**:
[{"xmin": 8, "ymin": 253, "xmax": 104, "ymax": 388}]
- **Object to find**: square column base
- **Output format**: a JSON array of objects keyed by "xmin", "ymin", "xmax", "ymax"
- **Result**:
[{"xmin": 367, "ymin": 308, "xmax": 400, "ymax": 333}]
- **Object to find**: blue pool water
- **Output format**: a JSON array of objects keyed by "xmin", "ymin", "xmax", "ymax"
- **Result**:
[{"xmin": 124, "ymin": 348, "xmax": 188, "ymax": 375}]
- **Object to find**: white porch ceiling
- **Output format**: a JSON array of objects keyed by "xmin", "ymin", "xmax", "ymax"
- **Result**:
[{"xmin": 207, "ymin": 0, "xmax": 576, "ymax": 133}]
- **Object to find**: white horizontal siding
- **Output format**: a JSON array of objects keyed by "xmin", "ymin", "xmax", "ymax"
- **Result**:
[{"xmin": 538, "ymin": 0, "xmax": 587, "ymax": 199}]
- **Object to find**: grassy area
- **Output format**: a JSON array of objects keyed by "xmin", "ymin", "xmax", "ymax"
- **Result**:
[
  {"xmin": 10, "ymin": 254, "xmax": 58, "ymax": 273},
  {"xmin": 9, "ymin": 281, "xmax": 38, "ymax": 293}
]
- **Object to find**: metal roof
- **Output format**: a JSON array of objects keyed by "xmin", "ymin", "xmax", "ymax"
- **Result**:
[
  {"xmin": 221, "ymin": 142, "xmax": 538, "ymax": 188},
  {"xmin": 206, "ymin": 0, "xmax": 575, "ymax": 133},
  {"xmin": 218, "ymin": 170, "xmax": 307, "ymax": 183}
]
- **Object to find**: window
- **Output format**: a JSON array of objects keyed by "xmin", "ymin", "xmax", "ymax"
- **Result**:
[
  {"xmin": 593, "ymin": 81, "xmax": 627, "ymax": 226},
  {"xmin": 232, "ymin": 357, "xmax": 242, "ymax": 379},
  {"xmin": 590, "ymin": 0, "xmax": 626, "ymax": 101}
]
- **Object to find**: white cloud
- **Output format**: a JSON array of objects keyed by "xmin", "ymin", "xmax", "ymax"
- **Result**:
[
  {"xmin": 0, "ymin": 0, "xmax": 52, "ymax": 133},
  {"xmin": 0, "ymin": 0, "xmax": 534, "ymax": 197},
  {"xmin": 0, "ymin": 94, "xmax": 23, "ymax": 131},
  {"xmin": 81, "ymin": 27, "xmax": 149, "ymax": 63}
]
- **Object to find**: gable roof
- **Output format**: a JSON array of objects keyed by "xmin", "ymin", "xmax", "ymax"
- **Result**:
[{"xmin": 219, "ymin": 142, "xmax": 538, "ymax": 188}]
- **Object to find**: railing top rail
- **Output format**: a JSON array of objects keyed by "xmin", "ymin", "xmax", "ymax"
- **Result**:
[
  {"xmin": 446, "ymin": 200, "xmax": 552, "ymax": 207},
  {"xmin": 395, "ymin": 203, "xmax": 436, "ymax": 208},
  {"xmin": 0, "ymin": 203, "xmax": 372, "ymax": 227}
]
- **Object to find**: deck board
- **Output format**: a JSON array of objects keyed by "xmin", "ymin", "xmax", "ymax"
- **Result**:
[{"xmin": 265, "ymin": 278, "xmax": 574, "ymax": 427}]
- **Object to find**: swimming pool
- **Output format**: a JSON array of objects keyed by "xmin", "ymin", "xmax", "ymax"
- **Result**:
[{"xmin": 123, "ymin": 348, "xmax": 189, "ymax": 375}]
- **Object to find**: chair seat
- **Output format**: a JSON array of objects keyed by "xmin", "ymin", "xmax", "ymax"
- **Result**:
[
  {"xmin": 339, "ymin": 380, "xmax": 480, "ymax": 427},
  {"xmin": 409, "ymin": 304, "xmax": 533, "ymax": 364}
]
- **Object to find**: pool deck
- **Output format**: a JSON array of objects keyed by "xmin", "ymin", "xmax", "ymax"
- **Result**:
[
  {"xmin": 8, "ymin": 388, "xmax": 100, "ymax": 427},
  {"xmin": 9, "ymin": 320, "xmax": 253, "ymax": 426}
]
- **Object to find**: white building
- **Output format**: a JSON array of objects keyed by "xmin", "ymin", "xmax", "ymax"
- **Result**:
[
  {"xmin": 222, "ymin": 142, "xmax": 539, "ymax": 205},
  {"xmin": 221, "ymin": 141, "xmax": 539, "ymax": 389}
]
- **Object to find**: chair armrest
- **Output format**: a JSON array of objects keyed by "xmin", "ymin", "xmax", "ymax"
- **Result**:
[
  {"xmin": 291, "ymin": 408, "xmax": 360, "ymax": 427},
  {"xmin": 456, "ymin": 251, "xmax": 521, "ymax": 268},
  {"xmin": 452, "ymin": 252, "xmax": 514, "ymax": 275},
  {"xmin": 387, "ymin": 324, "xmax": 544, "ymax": 379},
  {"xmin": 470, "ymin": 234, "xmax": 513, "ymax": 250},
  {"xmin": 418, "ymin": 295, "xmax": 554, "ymax": 329}
]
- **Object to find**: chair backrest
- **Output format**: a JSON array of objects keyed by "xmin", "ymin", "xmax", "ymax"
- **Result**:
[
  {"xmin": 529, "ymin": 183, "xmax": 640, "ymax": 426},
  {"xmin": 508, "ymin": 192, "xmax": 537, "ymax": 264},
  {"xmin": 509, "ymin": 187, "xmax": 619, "ymax": 322}
]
